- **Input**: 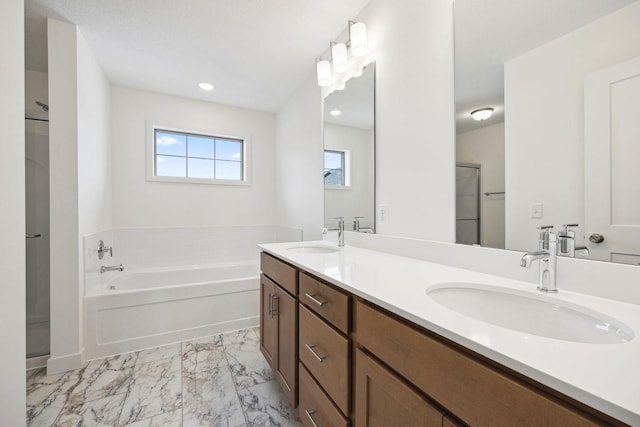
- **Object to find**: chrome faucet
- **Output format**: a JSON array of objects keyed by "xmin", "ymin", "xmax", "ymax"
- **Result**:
[
  {"xmin": 353, "ymin": 216, "xmax": 364, "ymax": 232},
  {"xmin": 334, "ymin": 217, "xmax": 345, "ymax": 247},
  {"xmin": 520, "ymin": 226, "xmax": 558, "ymax": 292},
  {"xmin": 100, "ymin": 264, "xmax": 124, "ymax": 274}
]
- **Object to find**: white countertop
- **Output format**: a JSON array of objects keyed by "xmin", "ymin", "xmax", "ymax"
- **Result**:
[{"xmin": 259, "ymin": 241, "xmax": 640, "ymax": 426}]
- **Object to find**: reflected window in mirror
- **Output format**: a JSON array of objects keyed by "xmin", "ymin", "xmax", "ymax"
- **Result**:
[{"xmin": 324, "ymin": 149, "xmax": 349, "ymax": 187}]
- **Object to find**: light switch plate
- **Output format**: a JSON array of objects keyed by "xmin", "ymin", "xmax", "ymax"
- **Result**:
[
  {"xmin": 378, "ymin": 204, "xmax": 389, "ymax": 225},
  {"xmin": 530, "ymin": 203, "xmax": 543, "ymax": 219}
]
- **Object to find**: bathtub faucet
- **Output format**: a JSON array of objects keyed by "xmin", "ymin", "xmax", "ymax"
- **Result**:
[{"xmin": 100, "ymin": 264, "xmax": 124, "ymax": 274}]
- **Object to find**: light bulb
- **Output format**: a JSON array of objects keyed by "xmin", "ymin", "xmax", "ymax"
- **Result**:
[
  {"xmin": 350, "ymin": 22, "xmax": 368, "ymax": 57},
  {"xmin": 330, "ymin": 110, "xmax": 342, "ymax": 116},
  {"xmin": 332, "ymin": 43, "xmax": 348, "ymax": 73},
  {"xmin": 316, "ymin": 60, "xmax": 332, "ymax": 87}
]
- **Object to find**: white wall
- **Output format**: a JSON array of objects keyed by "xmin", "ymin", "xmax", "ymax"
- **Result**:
[
  {"xmin": 0, "ymin": 0, "xmax": 26, "ymax": 422},
  {"xmin": 48, "ymin": 19, "xmax": 83, "ymax": 374},
  {"xmin": 275, "ymin": 77, "xmax": 324, "ymax": 240},
  {"xmin": 48, "ymin": 19, "xmax": 113, "ymax": 373},
  {"xmin": 324, "ymin": 124, "xmax": 374, "ymax": 229},
  {"xmin": 457, "ymin": 122, "xmax": 505, "ymax": 249},
  {"xmin": 276, "ymin": 0, "xmax": 456, "ymax": 242},
  {"xmin": 505, "ymin": 2, "xmax": 640, "ymax": 251},
  {"xmin": 111, "ymin": 86, "xmax": 276, "ymax": 229}
]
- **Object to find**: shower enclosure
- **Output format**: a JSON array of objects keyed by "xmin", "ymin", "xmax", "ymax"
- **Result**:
[
  {"xmin": 456, "ymin": 163, "xmax": 481, "ymax": 245},
  {"xmin": 25, "ymin": 112, "xmax": 50, "ymax": 359}
]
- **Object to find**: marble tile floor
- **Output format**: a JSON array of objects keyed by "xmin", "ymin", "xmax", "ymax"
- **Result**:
[{"xmin": 26, "ymin": 327, "xmax": 303, "ymax": 427}]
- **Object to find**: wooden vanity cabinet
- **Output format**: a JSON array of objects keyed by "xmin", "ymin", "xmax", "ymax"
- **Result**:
[
  {"xmin": 298, "ymin": 271, "xmax": 352, "ymax": 423},
  {"xmin": 260, "ymin": 252, "xmax": 625, "ymax": 427},
  {"xmin": 356, "ymin": 300, "xmax": 615, "ymax": 427},
  {"xmin": 355, "ymin": 349, "xmax": 445, "ymax": 427},
  {"xmin": 260, "ymin": 253, "xmax": 298, "ymax": 406}
]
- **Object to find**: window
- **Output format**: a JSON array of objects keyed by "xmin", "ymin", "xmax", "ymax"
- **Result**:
[
  {"xmin": 324, "ymin": 149, "xmax": 346, "ymax": 186},
  {"xmin": 151, "ymin": 127, "xmax": 246, "ymax": 184}
]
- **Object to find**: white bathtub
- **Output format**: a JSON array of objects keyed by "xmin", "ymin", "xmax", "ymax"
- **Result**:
[{"xmin": 84, "ymin": 262, "xmax": 260, "ymax": 359}]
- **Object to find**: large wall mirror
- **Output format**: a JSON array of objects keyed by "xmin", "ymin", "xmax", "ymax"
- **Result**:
[
  {"xmin": 323, "ymin": 63, "xmax": 375, "ymax": 233},
  {"xmin": 454, "ymin": 0, "xmax": 640, "ymax": 265}
]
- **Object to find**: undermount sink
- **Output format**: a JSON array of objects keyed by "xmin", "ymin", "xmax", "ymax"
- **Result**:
[
  {"xmin": 427, "ymin": 283, "xmax": 634, "ymax": 344},
  {"xmin": 287, "ymin": 245, "xmax": 340, "ymax": 254}
]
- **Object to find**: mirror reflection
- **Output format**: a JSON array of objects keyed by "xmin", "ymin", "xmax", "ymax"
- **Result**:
[
  {"xmin": 324, "ymin": 63, "xmax": 375, "ymax": 233},
  {"xmin": 454, "ymin": 0, "xmax": 640, "ymax": 265}
]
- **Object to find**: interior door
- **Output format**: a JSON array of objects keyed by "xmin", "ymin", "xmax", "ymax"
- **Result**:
[{"xmin": 584, "ymin": 56, "xmax": 640, "ymax": 264}]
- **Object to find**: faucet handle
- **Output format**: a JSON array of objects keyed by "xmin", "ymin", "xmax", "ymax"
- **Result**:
[{"xmin": 537, "ymin": 225, "xmax": 554, "ymax": 250}]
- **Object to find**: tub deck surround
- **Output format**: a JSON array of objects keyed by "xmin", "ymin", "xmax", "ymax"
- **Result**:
[
  {"xmin": 258, "ymin": 241, "xmax": 640, "ymax": 425},
  {"xmin": 84, "ymin": 262, "xmax": 260, "ymax": 360}
]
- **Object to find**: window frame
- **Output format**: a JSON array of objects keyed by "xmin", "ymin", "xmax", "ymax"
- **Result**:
[
  {"xmin": 147, "ymin": 123, "xmax": 250, "ymax": 186},
  {"xmin": 324, "ymin": 148, "xmax": 351, "ymax": 189}
]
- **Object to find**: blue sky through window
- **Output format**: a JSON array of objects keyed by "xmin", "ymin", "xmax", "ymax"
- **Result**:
[{"xmin": 155, "ymin": 129, "xmax": 244, "ymax": 181}]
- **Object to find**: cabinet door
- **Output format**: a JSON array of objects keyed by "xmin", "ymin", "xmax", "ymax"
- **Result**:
[
  {"xmin": 355, "ymin": 349, "xmax": 444, "ymax": 427},
  {"xmin": 259, "ymin": 275, "xmax": 277, "ymax": 369},
  {"xmin": 275, "ymin": 285, "xmax": 298, "ymax": 406}
]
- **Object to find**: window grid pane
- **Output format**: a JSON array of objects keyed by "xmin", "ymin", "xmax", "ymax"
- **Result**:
[
  {"xmin": 324, "ymin": 150, "xmax": 345, "ymax": 185},
  {"xmin": 154, "ymin": 129, "xmax": 244, "ymax": 181}
]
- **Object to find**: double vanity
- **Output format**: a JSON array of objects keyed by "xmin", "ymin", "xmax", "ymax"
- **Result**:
[{"xmin": 258, "ymin": 241, "xmax": 639, "ymax": 426}]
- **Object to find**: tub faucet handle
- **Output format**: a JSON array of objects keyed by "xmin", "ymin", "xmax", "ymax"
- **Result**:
[{"xmin": 98, "ymin": 240, "xmax": 112, "ymax": 260}]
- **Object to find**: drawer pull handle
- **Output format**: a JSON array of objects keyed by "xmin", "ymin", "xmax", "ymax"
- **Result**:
[
  {"xmin": 304, "ymin": 293, "xmax": 326, "ymax": 307},
  {"xmin": 305, "ymin": 344, "xmax": 326, "ymax": 363},
  {"xmin": 304, "ymin": 409, "xmax": 320, "ymax": 427}
]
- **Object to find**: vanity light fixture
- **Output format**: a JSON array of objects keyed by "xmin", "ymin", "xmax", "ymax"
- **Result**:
[
  {"xmin": 198, "ymin": 82, "xmax": 215, "ymax": 91},
  {"xmin": 315, "ymin": 21, "xmax": 369, "ymax": 87},
  {"xmin": 329, "ymin": 110, "xmax": 342, "ymax": 117},
  {"xmin": 316, "ymin": 59, "xmax": 332, "ymax": 87},
  {"xmin": 471, "ymin": 108, "xmax": 494, "ymax": 121}
]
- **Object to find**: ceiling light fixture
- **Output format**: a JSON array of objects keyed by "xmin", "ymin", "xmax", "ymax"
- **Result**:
[
  {"xmin": 315, "ymin": 21, "xmax": 369, "ymax": 88},
  {"xmin": 198, "ymin": 82, "xmax": 215, "ymax": 91},
  {"xmin": 470, "ymin": 108, "xmax": 494, "ymax": 121},
  {"xmin": 330, "ymin": 110, "xmax": 342, "ymax": 117}
]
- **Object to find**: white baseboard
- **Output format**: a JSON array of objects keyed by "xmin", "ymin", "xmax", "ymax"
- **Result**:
[
  {"xmin": 46, "ymin": 350, "xmax": 84, "ymax": 375},
  {"xmin": 26, "ymin": 354, "xmax": 50, "ymax": 371}
]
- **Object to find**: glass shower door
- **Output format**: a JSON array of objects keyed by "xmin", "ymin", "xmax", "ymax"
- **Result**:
[
  {"xmin": 456, "ymin": 163, "xmax": 481, "ymax": 245},
  {"xmin": 25, "ymin": 118, "xmax": 50, "ymax": 358}
]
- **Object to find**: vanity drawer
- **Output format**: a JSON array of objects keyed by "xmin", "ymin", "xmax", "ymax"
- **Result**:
[
  {"xmin": 299, "ymin": 363, "xmax": 350, "ymax": 427},
  {"xmin": 300, "ymin": 272, "xmax": 350, "ymax": 334},
  {"xmin": 299, "ymin": 304, "xmax": 350, "ymax": 415},
  {"xmin": 261, "ymin": 252, "xmax": 297, "ymax": 296},
  {"xmin": 356, "ymin": 301, "xmax": 603, "ymax": 427}
]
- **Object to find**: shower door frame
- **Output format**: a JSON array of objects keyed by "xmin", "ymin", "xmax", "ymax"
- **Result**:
[{"xmin": 455, "ymin": 162, "xmax": 482, "ymax": 246}]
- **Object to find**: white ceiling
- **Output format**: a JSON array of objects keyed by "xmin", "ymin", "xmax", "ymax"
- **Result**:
[
  {"xmin": 25, "ymin": 0, "xmax": 371, "ymax": 113},
  {"xmin": 324, "ymin": 63, "xmax": 374, "ymax": 130},
  {"xmin": 455, "ymin": 0, "xmax": 636, "ymax": 133}
]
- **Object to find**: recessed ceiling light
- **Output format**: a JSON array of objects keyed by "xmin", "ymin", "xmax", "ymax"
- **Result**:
[
  {"xmin": 330, "ymin": 110, "xmax": 342, "ymax": 117},
  {"xmin": 470, "ymin": 108, "xmax": 494, "ymax": 121},
  {"xmin": 198, "ymin": 82, "xmax": 215, "ymax": 91}
]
